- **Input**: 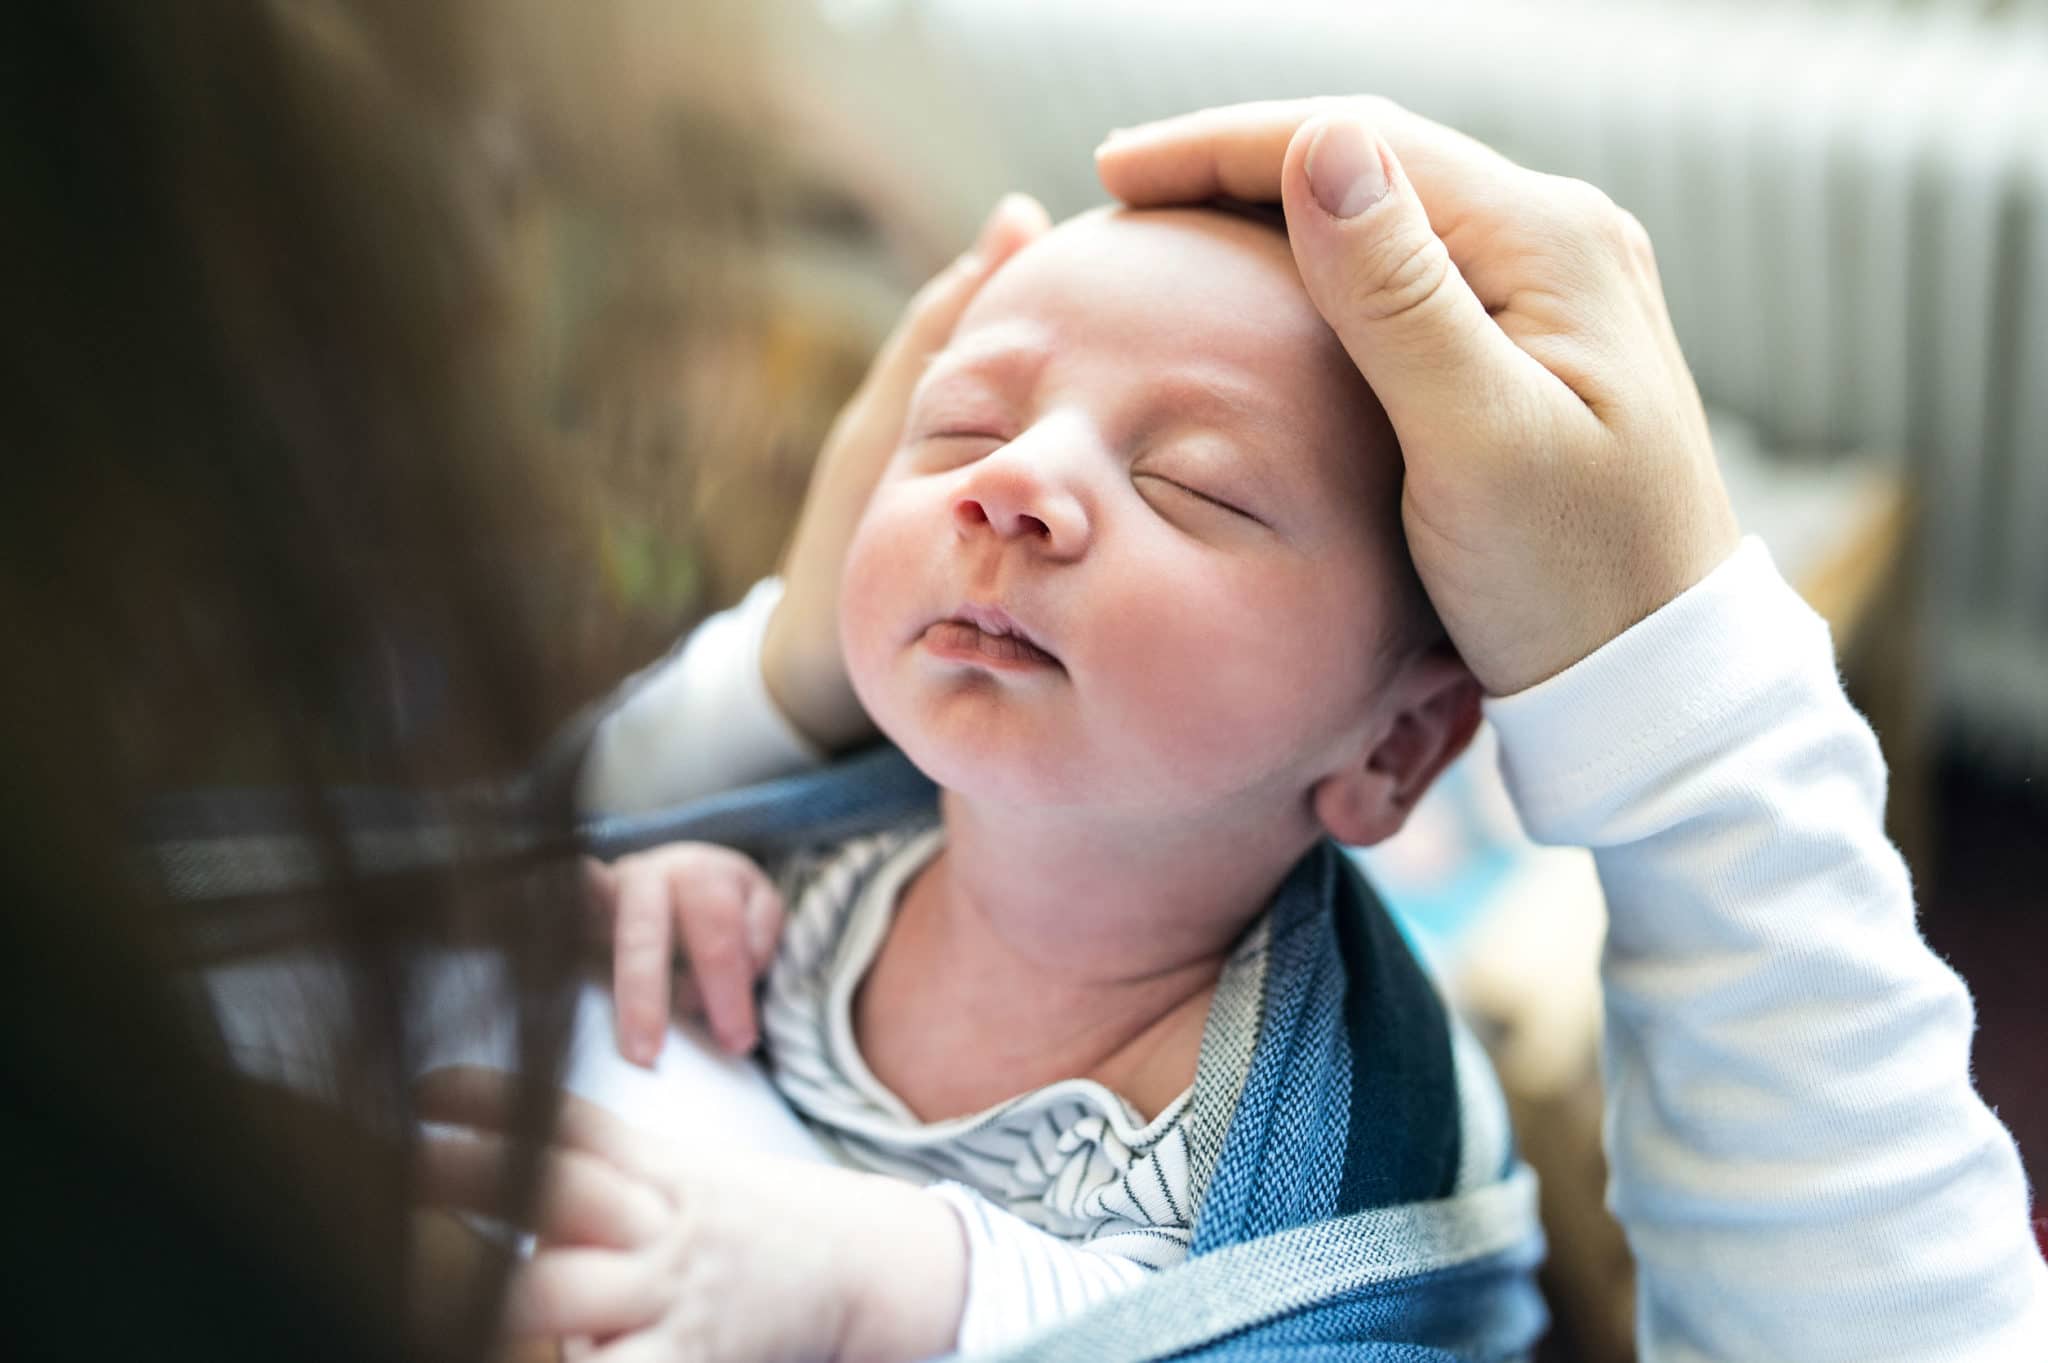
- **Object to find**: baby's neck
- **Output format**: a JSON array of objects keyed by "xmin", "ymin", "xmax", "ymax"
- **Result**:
[
  {"xmin": 852, "ymin": 792, "xmax": 1315, "ymax": 1123},
  {"xmin": 934, "ymin": 791, "xmax": 1310, "ymax": 982}
]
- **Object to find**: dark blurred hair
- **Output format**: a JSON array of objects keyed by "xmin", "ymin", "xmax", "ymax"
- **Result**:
[{"xmin": 0, "ymin": 2, "xmax": 762, "ymax": 1358}]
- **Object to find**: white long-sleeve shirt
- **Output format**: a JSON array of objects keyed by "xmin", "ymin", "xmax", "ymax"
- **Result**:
[
  {"xmin": 579, "ymin": 544, "xmax": 2048, "ymax": 1361},
  {"xmin": 1488, "ymin": 537, "xmax": 2046, "ymax": 1361}
]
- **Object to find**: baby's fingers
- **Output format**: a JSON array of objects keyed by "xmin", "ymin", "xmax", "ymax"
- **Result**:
[
  {"xmin": 508, "ymin": 1247, "xmax": 659, "ymax": 1339},
  {"xmin": 676, "ymin": 872, "xmax": 761, "ymax": 1055},
  {"xmin": 421, "ymin": 1131, "xmax": 667, "ymax": 1250},
  {"xmin": 869, "ymin": 193, "xmax": 1049, "ymax": 403},
  {"xmin": 611, "ymin": 867, "xmax": 675, "ymax": 1067},
  {"xmin": 580, "ymin": 856, "xmax": 620, "ymax": 949},
  {"xmin": 419, "ymin": 1068, "xmax": 663, "ymax": 1181}
]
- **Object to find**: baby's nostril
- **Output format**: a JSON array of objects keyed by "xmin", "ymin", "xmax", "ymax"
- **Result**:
[{"xmin": 1023, "ymin": 515, "xmax": 1050, "ymax": 539}]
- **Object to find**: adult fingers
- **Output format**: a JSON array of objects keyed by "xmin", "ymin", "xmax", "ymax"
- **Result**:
[
  {"xmin": 1276, "ymin": 115, "xmax": 1564, "ymax": 454},
  {"xmin": 1097, "ymin": 99, "xmax": 1506, "ymax": 231},
  {"xmin": 421, "ymin": 1132, "xmax": 668, "ymax": 1250},
  {"xmin": 610, "ymin": 864, "xmax": 676, "ymax": 1067},
  {"xmin": 799, "ymin": 191, "xmax": 1048, "ymax": 521},
  {"xmin": 849, "ymin": 192, "xmax": 1050, "ymax": 442},
  {"xmin": 507, "ymin": 1248, "xmax": 660, "ymax": 1339},
  {"xmin": 673, "ymin": 867, "xmax": 758, "ymax": 1054}
]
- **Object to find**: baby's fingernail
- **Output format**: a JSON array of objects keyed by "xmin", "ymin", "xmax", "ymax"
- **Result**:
[{"xmin": 1306, "ymin": 118, "xmax": 1389, "ymax": 220}]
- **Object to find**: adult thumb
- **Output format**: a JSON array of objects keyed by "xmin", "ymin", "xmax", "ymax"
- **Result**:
[{"xmin": 1279, "ymin": 117, "xmax": 1539, "ymax": 450}]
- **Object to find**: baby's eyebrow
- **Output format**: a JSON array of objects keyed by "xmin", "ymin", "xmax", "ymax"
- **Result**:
[
  {"xmin": 1142, "ymin": 367, "xmax": 1276, "ymax": 434},
  {"xmin": 919, "ymin": 325, "xmax": 1053, "ymax": 386}
]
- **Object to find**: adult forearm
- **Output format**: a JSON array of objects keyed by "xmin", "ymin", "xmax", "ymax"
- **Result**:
[{"xmin": 1490, "ymin": 539, "xmax": 2047, "ymax": 1362}]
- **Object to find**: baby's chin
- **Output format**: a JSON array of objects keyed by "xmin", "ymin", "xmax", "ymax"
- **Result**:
[{"xmin": 872, "ymin": 698, "xmax": 1098, "ymax": 813}]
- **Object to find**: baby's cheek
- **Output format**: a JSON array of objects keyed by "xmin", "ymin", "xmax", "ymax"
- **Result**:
[
  {"xmin": 838, "ymin": 507, "xmax": 917, "ymax": 706},
  {"xmin": 1111, "ymin": 583, "xmax": 1301, "ymax": 747},
  {"xmin": 1106, "ymin": 569, "xmax": 1376, "ymax": 780}
]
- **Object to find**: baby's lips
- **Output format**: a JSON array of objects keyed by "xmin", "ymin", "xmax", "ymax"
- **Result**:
[
  {"xmin": 926, "ymin": 620, "xmax": 1062, "ymax": 669},
  {"xmin": 948, "ymin": 599, "xmax": 1059, "ymax": 660}
]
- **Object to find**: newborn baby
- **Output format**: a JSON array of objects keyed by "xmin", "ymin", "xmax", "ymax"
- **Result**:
[{"xmin": 580, "ymin": 204, "xmax": 1509, "ymax": 1352}]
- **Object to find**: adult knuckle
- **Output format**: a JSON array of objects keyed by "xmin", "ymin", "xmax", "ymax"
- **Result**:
[
  {"xmin": 1540, "ymin": 174, "xmax": 1615, "ymax": 236},
  {"xmin": 1357, "ymin": 231, "xmax": 1454, "ymax": 325},
  {"xmin": 1616, "ymin": 210, "xmax": 1660, "ymax": 280},
  {"xmin": 1615, "ymin": 208, "xmax": 1654, "ymax": 259},
  {"xmin": 1346, "ymin": 92, "xmax": 1402, "ymax": 124},
  {"xmin": 1563, "ymin": 175, "xmax": 1616, "ymax": 223},
  {"xmin": 1591, "ymin": 190, "xmax": 1641, "ymax": 257}
]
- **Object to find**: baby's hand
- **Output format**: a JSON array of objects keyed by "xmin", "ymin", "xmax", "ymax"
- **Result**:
[
  {"xmin": 584, "ymin": 843, "xmax": 781, "ymax": 1063},
  {"xmin": 420, "ymin": 1069, "xmax": 967, "ymax": 1363}
]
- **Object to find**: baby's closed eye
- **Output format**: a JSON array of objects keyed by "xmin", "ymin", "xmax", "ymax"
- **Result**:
[
  {"xmin": 1132, "ymin": 440, "xmax": 1271, "ymax": 528},
  {"xmin": 1133, "ymin": 469, "xmax": 1263, "ymax": 524}
]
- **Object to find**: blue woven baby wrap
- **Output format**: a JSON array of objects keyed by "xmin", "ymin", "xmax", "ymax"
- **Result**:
[
  {"xmin": 156, "ymin": 745, "xmax": 1547, "ymax": 1361},
  {"xmin": 586, "ymin": 748, "xmax": 1549, "ymax": 1363}
]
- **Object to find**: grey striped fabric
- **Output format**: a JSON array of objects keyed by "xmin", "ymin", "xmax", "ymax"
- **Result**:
[{"xmin": 760, "ymin": 823, "xmax": 1271, "ymax": 1277}]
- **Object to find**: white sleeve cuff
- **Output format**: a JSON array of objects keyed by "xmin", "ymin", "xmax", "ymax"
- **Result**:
[
  {"xmin": 926, "ymin": 1182, "xmax": 1153, "ymax": 1354},
  {"xmin": 576, "ymin": 578, "xmax": 825, "ymax": 815},
  {"xmin": 1482, "ymin": 537, "xmax": 1840, "ymax": 847}
]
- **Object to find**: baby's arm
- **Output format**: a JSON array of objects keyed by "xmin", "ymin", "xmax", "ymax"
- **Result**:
[
  {"xmin": 1489, "ymin": 539, "xmax": 2047, "ymax": 1362},
  {"xmin": 925, "ymin": 1184, "xmax": 1158, "ymax": 1353}
]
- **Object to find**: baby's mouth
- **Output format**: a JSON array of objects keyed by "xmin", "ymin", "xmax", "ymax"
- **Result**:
[
  {"xmin": 922, "ymin": 603, "xmax": 1062, "ymax": 670},
  {"xmin": 924, "ymin": 620, "xmax": 1062, "ymax": 668}
]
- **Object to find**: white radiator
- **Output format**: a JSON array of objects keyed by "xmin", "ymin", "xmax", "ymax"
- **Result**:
[{"xmin": 778, "ymin": 0, "xmax": 2048, "ymax": 761}]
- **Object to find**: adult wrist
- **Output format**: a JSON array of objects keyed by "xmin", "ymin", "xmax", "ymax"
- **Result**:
[{"xmin": 1483, "ymin": 536, "xmax": 1835, "ymax": 846}]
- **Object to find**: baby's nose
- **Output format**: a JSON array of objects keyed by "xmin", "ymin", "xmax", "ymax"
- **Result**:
[
  {"xmin": 953, "ymin": 494, "xmax": 1048, "ymax": 540},
  {"xmin": 952, "ymin": 464, "xmax": 1088, "ymax": 558}
]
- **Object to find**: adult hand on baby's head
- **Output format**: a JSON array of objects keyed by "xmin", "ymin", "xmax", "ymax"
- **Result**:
[
  {"xmin": 763, "ymin": 192, "xmax": 1051, "ymax": 751},
  {"xmin": 1098, "ymin": 99, "xmax": 1741, "ymax": 696},
  {"xmin": 585, "ymin": 844, "xmax": 782, "ymax": 1064}
]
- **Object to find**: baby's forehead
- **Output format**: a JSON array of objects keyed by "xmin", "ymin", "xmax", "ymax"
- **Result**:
[
  {"xmin": 1023, "ymin": 203, "xmax": 1295, "ymax": 275},
  {"xmin": 938, "ymin": 207, "xmax": 1376, "ymax": 445},
  {"xmin": 943, "ymin": 209, "xmax": 1364, "ymax": 413},
  {"xmin": 957, "ymin": 206, "xmax": 1311, "ymax": 339}
]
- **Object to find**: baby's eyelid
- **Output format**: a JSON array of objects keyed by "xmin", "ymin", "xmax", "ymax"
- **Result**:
[
  {"xmin": 922, "ymin": 427, "xmax": 1007, "ymax": 441},
  {"xmin": 1134, "ymin": 470, "xmax": 1267, "ymax": 528},
  {"xmin": 908, "ymin": 393, "xmax": 1011, "ymax": 442}
]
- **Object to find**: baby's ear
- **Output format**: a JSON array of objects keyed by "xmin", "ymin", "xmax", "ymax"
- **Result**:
[{"xmin": 1311, "ymin": 647, "xmax": 1482, "ymax": 847}]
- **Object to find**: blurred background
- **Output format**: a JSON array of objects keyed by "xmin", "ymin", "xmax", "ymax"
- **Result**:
[{"xmin": 73, "ymin": 1, "xmax": 2035, "ymax": 1359}]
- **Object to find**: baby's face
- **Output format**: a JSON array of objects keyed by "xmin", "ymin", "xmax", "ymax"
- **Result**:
[{"xmin": 841, "ymin": 208, "xmax": 1409, "ymax": 824}]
